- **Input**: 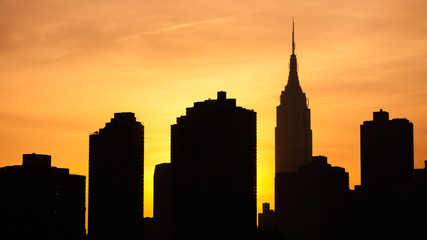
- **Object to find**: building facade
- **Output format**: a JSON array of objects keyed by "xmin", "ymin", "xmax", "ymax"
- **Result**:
[
  {"xmin": 154, "ymin": 163, "xmax": 172, "ymax": 240},
  {"xmin": 275, "ymin": 156, "xmax": 350, "ymax": 240},
  {"xmin": 89, "ymin": 112, "xmax": 144, "ymax": 240},
  {"xmin": 360, "ymin": 110, "xmax": 414, "ymax": 240},
  {"xmin": 275, "ymin": 22, "xmax": 313, "ymax": 237},
  {"xmin": 0, "ymin": 153, "xmax": 86, "ymax": 240},
  {"xmin": 258, "ymin": 203, "xmax": 275, "ymax": 232},
  {"xmin": 414, "ymin": 161, "xmax": 427, "ymax": 239},
  {"xmin": 275, "ymin": 21, "xmax": 312, "ymax": 174},
  {"xmin": 361, "ymin": 109, "xmax": 414, "ymax": 193},
  {"xmin": 171, "ymin": 91, "xmax": 257, "ymax": 240}
]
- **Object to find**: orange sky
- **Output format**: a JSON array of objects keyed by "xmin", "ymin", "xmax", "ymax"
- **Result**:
[{"xmin": 1, "ymin": 0, "xmax": 427, "ymax": 223}]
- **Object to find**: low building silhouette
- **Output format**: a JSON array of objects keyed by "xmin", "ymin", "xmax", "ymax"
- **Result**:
[
  {"xmin": 258, "ymin": 202, "xmax": 275, "ymax": 231},
  {"xmin": 154, "ymin": 163, "xmax": 172, "ymax": 240},
  {"xmin": 275, "ymin": 156, "xmax": 349, "ymax": 240},
  {"xmin": 414, "ymin": 161, "xmax": 427, "ymax": 239},
  {"xmin": 171, "ymin": 91, "xmax": 257, "ymax": 240},
  {"xmin": 143, "ymin": 217, "xmax": 156, "ymax": 240},
  {"xmin": 0, "ymin": 153, "xmax": 86, "ymax": 240}
]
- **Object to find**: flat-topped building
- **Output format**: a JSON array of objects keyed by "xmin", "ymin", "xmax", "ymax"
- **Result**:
[
  {"xmin": 89, "ymin": 112, "xmax": 144, "ymax": 240},
  {"xmin": 171, "ymin": 91, "xmax": 257, "ymax": 240},
  {"xmin": 0, "ymin": 153, "xmax": 85, "ymax": 240}
]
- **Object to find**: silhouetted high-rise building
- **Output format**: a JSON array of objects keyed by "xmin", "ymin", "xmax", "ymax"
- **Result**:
[
  {"xmin": 89, "ymin": 112, "xmax": 144, "ymax": 240},
  {"xmin": 275, "ymin": 21, "xmax": 313, "ymax": 237},
  {"xmin": 276, "ymin": 156, "xmax": 349, "ymax": 240},
  {"xmin": 0, "ymin": 153, "xmax": 86, "ymax": 240},
  {"xmin": 360, "ymin": 110, "xmax": 414, "ymax": 240},
  {"xmin": 171, "ymin": 91, "xmax": 257, "ymax": 240},
  {"xmin": 154, "ymin": 163, "xmax": 172, "ymax": 240},
  {"xmin": 275, "ymin": 21, "xmax": 312, "ymax": 174},
  {"xmin": 361, "ymin": 109, "xmax": 414, "ymax": 193}
]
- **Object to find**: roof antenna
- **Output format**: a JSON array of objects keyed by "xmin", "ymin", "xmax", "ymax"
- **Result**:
[{"xmin": 292, "ymin": 18, "xmax": 295, "ymax": 55}]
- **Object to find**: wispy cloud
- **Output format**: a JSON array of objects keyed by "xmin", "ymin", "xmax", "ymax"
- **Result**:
[{"xmin": 116, "ymin": 7, "xmax": 272, "ymax": 42}]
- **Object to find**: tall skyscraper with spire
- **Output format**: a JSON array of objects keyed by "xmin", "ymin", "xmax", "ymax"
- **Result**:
[
  {"xmin": 275, "ymin": 22, "xmax": 313, "ymax": 235},
  {"xmin": 275, "ymin": 20, "xmax": 312, "ymax": 174}
]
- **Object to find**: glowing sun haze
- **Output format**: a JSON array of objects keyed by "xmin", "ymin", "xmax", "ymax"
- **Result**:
[{"xmin": 1, "ymin": 0, "xmax": 427, "ymax": 223}]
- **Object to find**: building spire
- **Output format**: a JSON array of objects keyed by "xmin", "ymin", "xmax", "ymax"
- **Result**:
[
  {"xmin": 292, "ymin": 18, "xmax": 295, "ymax": 55},
  {"xmin": 285, "ymin": 18, "xmax": 301, "ymax": 90}
]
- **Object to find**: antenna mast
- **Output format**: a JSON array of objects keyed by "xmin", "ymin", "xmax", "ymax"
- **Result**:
[{"xmin": 292, "ymin": 18, "xmax": 295, "ymax": 55}]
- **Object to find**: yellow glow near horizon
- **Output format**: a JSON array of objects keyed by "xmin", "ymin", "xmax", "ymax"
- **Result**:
[{"xmin": 1, "ymin": 1, "xmax": 427, "ymax": 230}]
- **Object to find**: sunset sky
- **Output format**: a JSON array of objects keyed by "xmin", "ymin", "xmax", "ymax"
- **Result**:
[{"xmin": 1, "ymin": 0, "xmax": 427, "ymax": 223}]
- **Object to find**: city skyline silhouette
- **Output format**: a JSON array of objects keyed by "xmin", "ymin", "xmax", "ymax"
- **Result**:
[{"xmin": 1, "ymin": 2, "xmax": 427, "ymax": 237}]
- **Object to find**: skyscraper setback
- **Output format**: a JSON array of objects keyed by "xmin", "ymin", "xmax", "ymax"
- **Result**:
[
  {"xmin": 275, "ymin": 21, "xmax": 312, "ymax": 174},
  {"xmin": 89, "ymin": 112, "xmax": 144, "ymax": 240},
  {"xmin": 171, "ymin": 91, "xmax": 257, "ymax": 240}
]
